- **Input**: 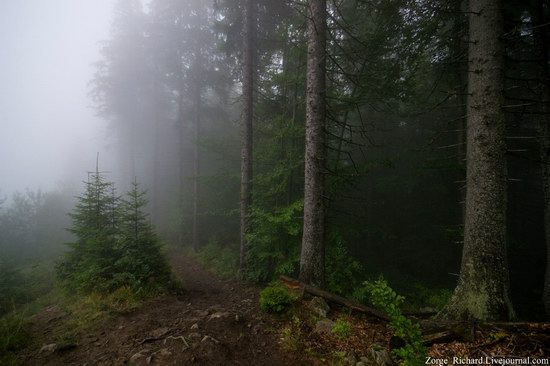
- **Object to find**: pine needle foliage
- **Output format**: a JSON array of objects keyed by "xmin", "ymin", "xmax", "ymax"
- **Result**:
[
  {"xmin": 57, "ymin": 175, "xmax": 172, "ymax": 294},
  {"xmin": 115, "ymin": 179, "xmax": 172, "ymax": 290}
]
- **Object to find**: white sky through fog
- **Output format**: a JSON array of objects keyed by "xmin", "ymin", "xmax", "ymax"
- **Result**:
[{"xmin": 0, "ymin": 1, "xmax": 116, "ymax": 197}]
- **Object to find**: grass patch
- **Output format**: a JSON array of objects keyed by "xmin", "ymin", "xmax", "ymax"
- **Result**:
[
  {"xmin": 331, "ymin": 318, "xmax": 352, "ymax": 338},
  {"xmin": 0, "ymin": 312, "xmax": 29, "ymax": 365},
  {"xmin": 55, "ymin": 284, "xmax": 168, "ymax": 343},
  {"xmin": 280, "ymin": 315, "xmax": 303, "ymax": 351}
]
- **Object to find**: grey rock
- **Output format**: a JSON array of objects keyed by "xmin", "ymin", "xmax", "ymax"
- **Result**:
[
  {"xmin": 194, "ymin": 309, "xmax": 209, "ymax": 318},
  {"xmin": 309, "ymin": 297, "xmax": 330, "ymax": 317},
  {"xmin": 345, "ymin": 350, "xmax": 359, "ymax": 365},
  {"xmin": 362, "ymin": 347, "xmax": 394, "ymax": 366},
  {"xmin": 208, "ymin": 311, "xmax": 230, "ymax": 321},
  {"xmin": 157, "ymin": 348, "xmax": 172, "ymax": 357},
  {"xmin": 314, "ymin": 319, "xmax": 335, "ymax": 333},
  {"xmin": 190, "ymin": 323, "xmax": 199, "ymax": 330},
  {"xmin": 39, "ymin": 343, "xmax": 57, "ymax": 353},
  {"xmin": 150, "ymin": 327, "xmax": 169, "ymax": 338}
]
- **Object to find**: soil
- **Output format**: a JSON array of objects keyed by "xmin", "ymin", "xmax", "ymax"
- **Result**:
[
  {"xmin": 21, "ymin": 253, "xmax": 309, "ymax": 366},
  {"xmin": 18, "ymin": 253, "xmax": 550, "ymax": 366}
]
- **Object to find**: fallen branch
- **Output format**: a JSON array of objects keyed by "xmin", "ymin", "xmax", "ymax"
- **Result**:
[
  {"xmin": 279, "ymin": 275, "xmax": 390, "ymax": 322},
  {"xmin": 279, "ymin": 276, "xmax": 550, "ymax": 343},
  {"xmin": 421, "ymin": 331, "xmax": 458, "ymax": 346}
]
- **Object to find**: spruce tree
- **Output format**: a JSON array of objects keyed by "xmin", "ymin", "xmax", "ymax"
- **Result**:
[
  {"xmin": 57, "ymin": 171, "xmax": 120, "ymax": 292},
  {"xmin": 58, "ymin": 176, "xmax": 173, "ymax": 293},
  {"xmin": 116, "ymin": 179, "xmax": 171, "ymax": 290}
]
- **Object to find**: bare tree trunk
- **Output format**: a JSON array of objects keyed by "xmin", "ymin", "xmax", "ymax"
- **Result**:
[
  {"xmin": 443, "ymin": 0, "xmax": 514, "ymax": 321},
  {"xmin": 531, "ymin": 0, "xmax": 550, "ymax": 319},
  {"xmin": 239, "ymin": 0, "xmax": 255, "ymax": 275},
  {"xmin": 177, "ymin": 83, "xmax": 185, "ymax": 247},
  {"xmin": 192, "ymin": 83, "xmax": 201, "ymax": 252},
  {"xmin": 299, "ymin": 0, "xmax": 326, "ymax": 287},
  {"xmin": 152, "ymin": 72, "xmax": 160, "ymax": 225}
]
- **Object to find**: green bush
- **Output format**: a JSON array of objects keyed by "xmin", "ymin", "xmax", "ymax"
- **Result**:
[
  {"xmin": 361, "ymin": 278, "xmax": 427, "ymax": 366},
  {"xmin": 332, "ymin": 318, "xmax": 352, "ymax": 338},
  {"xmin": 259, "ymin": 283, "xmax": 297, "ymax": 313}
]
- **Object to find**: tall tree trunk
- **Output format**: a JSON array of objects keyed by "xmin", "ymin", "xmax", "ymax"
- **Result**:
[
  {"xmin": 452, "ymin": 0, "xmax": 468, "ymax": 222},
  {"xmin": 531, "ymin": 0, "xmax": 550, "ymax": 319},
  {"xmin": 299, "ymin": 0, "xmax": 326, "ymax": 287},
  {"xmin": 152, "ymin": 73, "xmax": 160, "ymax": 225},
  {"xmin": 177, "ymin": 83, "xmax": 185, "ymax": 247},
  {"xmin": 239, "ymin": 0, "xmax": 255, "ymax": 275},
  {"xmin": 192, "ymin": 82, "xmax": 201, "ymax": 252},
  {"xmin": 443, "ymin": 0, "xmax": 514, "ymax": 321}
]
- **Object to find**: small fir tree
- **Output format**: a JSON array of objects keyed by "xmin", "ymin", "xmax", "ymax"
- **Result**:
[
  {"xmin": 115, "ymin": 179, "xmax": 171, "ymax": 290},
  {"xmin": 57, "ymin": 174, "xmax": 173, "ymax": 294},
  {"xmin": 57, "ymin": 171, "xmax": 120, "ymax": 292}
]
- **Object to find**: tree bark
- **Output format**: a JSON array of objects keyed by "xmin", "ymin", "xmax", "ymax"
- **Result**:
[
  {"xmin": 192, "ymin": 82, "xmax": 201, "ymax": 252},
  {"xmin": 299, "ymin": 0, "xmax": 327, "ymax": 287},
  {"xmin": 443, "ymin": 0, "xmax": 514, "ymax": 321},
  {"xmin": 177, "ymin": 82, "xmax": 185, "ymax": 248},
  {"xmin": 531, "ymin": 0, "xmax": 550, "ymax": 319},
  {"xmin": 239, "ymin": 0, "xmax": 255, "ymax": 275}
]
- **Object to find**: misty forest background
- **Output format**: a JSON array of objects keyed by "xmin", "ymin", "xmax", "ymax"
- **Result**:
[{"xmin": 1, "ymin": 0, "xmax": 550, "ymax": 325}]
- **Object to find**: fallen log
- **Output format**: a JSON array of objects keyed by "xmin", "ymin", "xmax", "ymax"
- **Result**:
[
  {"xmin": 484, "ymin": 321, "xmax": 550, "ymax": 332},
  {"xmin": 279, "ymin": 275, "xmax": 390, "ymax": 322},
  {"xmin": 279, "ymin": 276, "xmax": 550, "ymax": 342}
]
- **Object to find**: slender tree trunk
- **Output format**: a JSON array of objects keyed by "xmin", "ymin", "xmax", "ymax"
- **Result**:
[
  {"xmin": 531, "ymin": 0, "xmax": 550, "ymax": 319},
  {"xmin": 443, "ymin": 0, "xmax": 514, "ymax": 321},
  {"xmin": 239, "ymin": 0, "xmax": 255, "ymax": 275},
  {"xmin": 192, "ymin": 82, "xmax": 201, "ymax": 252},
  {"xmin": 152, "ymin": 73, "xmax": 160, "ymax": 225},
  {"xmin": 299, "ymin": 0, "xmax": 326, "ymax": 287},
  {"xmin": 177, "ymin": 83, "xmax": 185, "ymax": 247}
]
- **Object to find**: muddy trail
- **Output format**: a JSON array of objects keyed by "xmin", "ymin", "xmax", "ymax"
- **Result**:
[{"xmin": 22, "ymin": 254, "xmax": 307, "ymax": 366}]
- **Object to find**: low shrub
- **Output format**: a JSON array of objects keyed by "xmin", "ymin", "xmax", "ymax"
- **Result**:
[
  {"xmin": 360, "ymin": 277, "xmax": 427, "ymax": 366},
  {"xmin": 259, "ymin": 283, "xmax": 297, "ymax": 313},
  {"xmin": 331, "ymin": 318, "xmax": 352, "ymax": 338}
]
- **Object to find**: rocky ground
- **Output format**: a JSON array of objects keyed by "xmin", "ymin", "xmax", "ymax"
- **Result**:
[
  {"xmin": 21, "ymin": 253, "xmax": 308, "ymax": 366},
  {"xmin": 18, "ymin": 252, "xmax": 550, "ymax": 366}
]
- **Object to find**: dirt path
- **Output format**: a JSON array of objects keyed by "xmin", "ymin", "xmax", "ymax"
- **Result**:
[{"xmin": 23, "ymin": 254, "xmax": 306, "ymax": 366}]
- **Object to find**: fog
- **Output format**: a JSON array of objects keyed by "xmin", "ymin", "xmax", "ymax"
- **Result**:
[
  {"xmin": 0, "ymin": 1, "xmax": 116, "ymax": 196},
  {"xmin": 0, "ymin": 0, "xmax": 547, "ymax": 328}
]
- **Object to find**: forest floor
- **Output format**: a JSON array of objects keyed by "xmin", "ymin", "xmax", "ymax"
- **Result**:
[
  {"xmin": 17, "ymin": 252, "xmax": 550, "ymax": 366},
  {"xmin": 20, "ymin": 253, "xmax": 308, "ymax": 365}
]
